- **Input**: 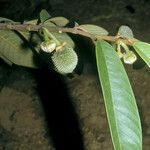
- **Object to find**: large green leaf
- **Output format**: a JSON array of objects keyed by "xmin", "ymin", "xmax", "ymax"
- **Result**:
[
  {"xmin": 95, "ymin": 40, "xmax": 142, "ymax": 150},
  {"xmin": 133, "ymin": 41, "xmax": 150, "ymax": 67},
  {"xmin": 0, "ymin": 30, "xmax": 39, "ymax": 68}
]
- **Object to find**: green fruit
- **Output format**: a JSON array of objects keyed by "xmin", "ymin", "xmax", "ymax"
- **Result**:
[
  {"xmin": 123, "ymin": 51, "xmax": 137, "ymax": 64},
  {"xmin": 40, "ymin": 40, "xmax": 56, "ymax": 53},
  {"xmin": 51, "ymin": 46, "xmax": 78, "ymax": 74}
]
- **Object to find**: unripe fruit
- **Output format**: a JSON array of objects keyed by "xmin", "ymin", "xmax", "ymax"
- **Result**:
[
  {"xmin": 51, "ymin": 46, "xmax": 78, "ymax": 74},
  {"xmin": 40, "ymin": 40, "xmax": 56, "ymax": 53},
  {"xmin": 123, "ymin": 51, "xmax": 137, "ymax": 64}
]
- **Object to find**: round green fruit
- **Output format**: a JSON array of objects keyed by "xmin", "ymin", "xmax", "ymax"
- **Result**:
[{"xmin": 51, "ymin": 46, "xmax": 78, "ymax": 74}]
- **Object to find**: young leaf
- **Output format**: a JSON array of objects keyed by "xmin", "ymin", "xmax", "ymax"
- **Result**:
[
  {"xmin": 77, "ymin": 24, "xmax": 108, "ymax": 35},
  {"xmin": 118, "ymin": 25, "xmax": 134, "ymax": 39},
  {"xmin": 0, "ymin": 30, "xmax": 39, "ymax": 68},
  {"xmin": 46, "ymin": 17, "xmax": 69, "ymax": 26},
  {"xmin": 95, "ymin": 40, "xmax": 142, "ymax": 150},
  {"xmin": 133, "ymin": 41, "xmax": 150, "ymax": 67},
  {"xmin": 40, "ymin": 9, "xmax": 51, "ymax": 23}
]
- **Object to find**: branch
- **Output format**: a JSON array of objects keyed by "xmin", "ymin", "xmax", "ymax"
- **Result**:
[{"xmin": 0, "ymin": 23, "xmax": 135, "ymax": 45}]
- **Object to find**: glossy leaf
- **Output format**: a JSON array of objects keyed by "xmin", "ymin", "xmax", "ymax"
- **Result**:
[
  {"xmin": 95, "ymin": 40, "xmax": 142, "ymax": 150},
  {"xmin": 40, "ymin": 9, "xmax": 51, "ymax": 23},
  {"xmin": 0, "ymin": 30, "xmax": 39, "ymax": 68},
  {"xmin": 77, "ymin": 24, "xmax": 108, "ymax": 35},
  {"xmin": 133, "ymin": 41, "xmax": 150, "ymax": 67}
]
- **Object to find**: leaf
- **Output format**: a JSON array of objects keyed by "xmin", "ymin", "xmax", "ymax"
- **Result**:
[
  {"xmin": 0, "ymin": 17, "xmax": 13, "ymax": 23},
  {"xmin": 0, "ymin": 30, "xmax": 39, "ymax": 68},
  {"xmin": 77, "ymin": 24, "xmax": 108, "ymax": 35},
  {"xmin": 95, "ymin": 40, "xmax": 142, "ymax": 150},
  {"xmin": 133, "ymin": 41, "xmax": 150, "ymax": 67},
  {"xmin": 18, "ymin": 31, "xmax": 42, "ymax": 54},
  {"xmin": 118, "ymin": 25, "xmax": 134, "ymax": 39},
  {"xmin": 40, "ymin": 9, "xmax": 51, "ymax": 23},
  {"xmin": 46, "ymin": 17, "xmax": 69, "ymax": 26}
]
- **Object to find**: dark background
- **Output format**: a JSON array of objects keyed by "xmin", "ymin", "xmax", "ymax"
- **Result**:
[{"xmin": 0, "ymin": 0, "xmax": 150, "ymax": 150}]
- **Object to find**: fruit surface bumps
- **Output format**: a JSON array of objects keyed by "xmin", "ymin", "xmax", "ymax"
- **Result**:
[{"xmin": 51, "ymin": 46, "xmax": 78, "ymax": 74}]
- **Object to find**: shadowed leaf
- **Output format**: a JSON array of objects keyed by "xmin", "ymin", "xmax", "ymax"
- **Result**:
[{"xmin": 0, "ymin": 30, "xmax": 39, "ymax": 68}]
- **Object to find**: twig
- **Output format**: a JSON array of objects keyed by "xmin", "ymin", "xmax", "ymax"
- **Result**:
[{"xmin": 0, "ymin": 23, "xmax": 135, "ymax": 45}]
